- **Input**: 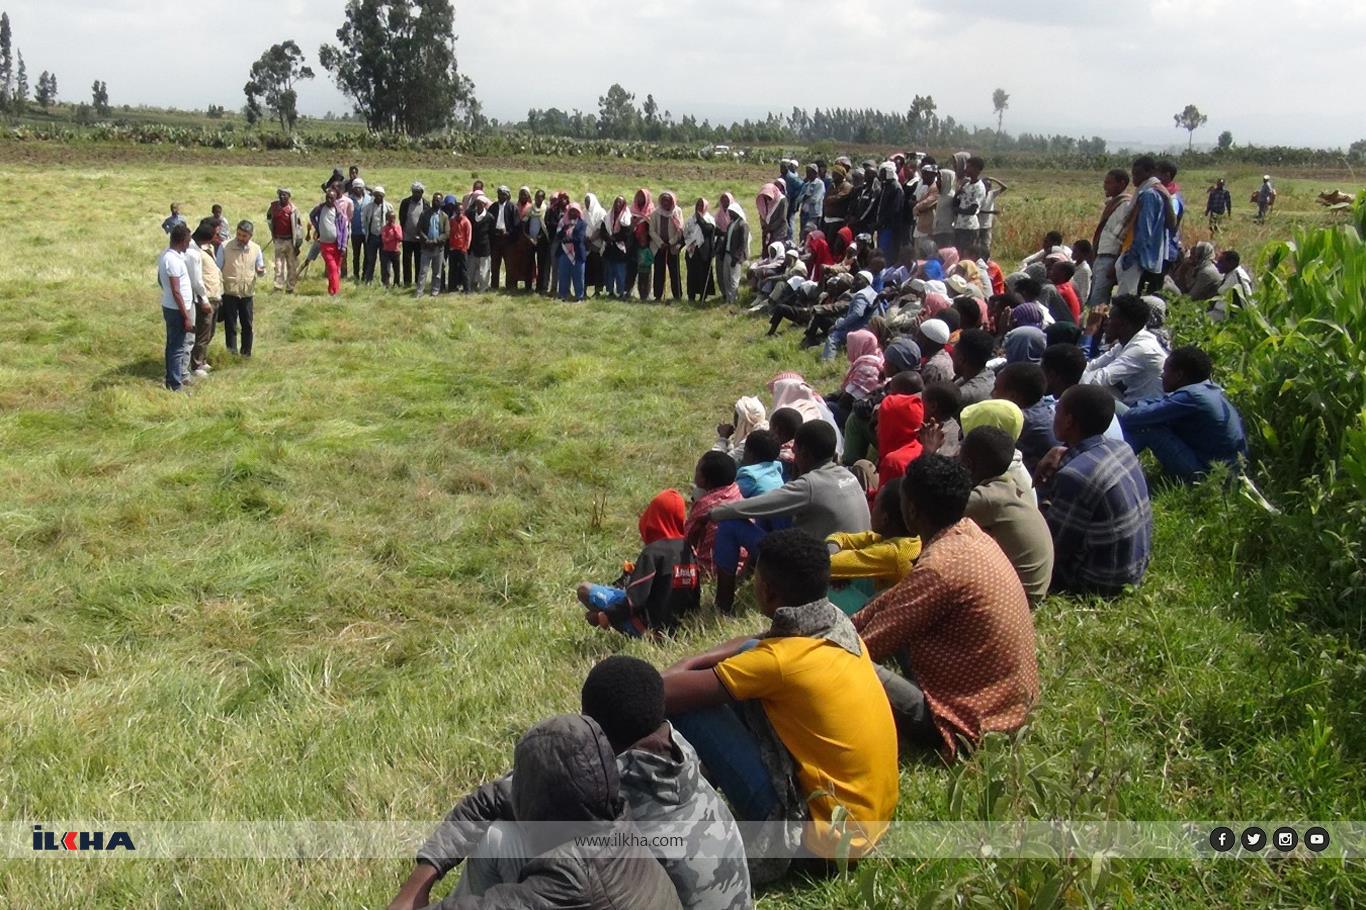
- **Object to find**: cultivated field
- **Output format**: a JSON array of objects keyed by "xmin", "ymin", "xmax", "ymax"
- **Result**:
[{"xmin": 1, "ymin": 151, "xmax": 1362, "ymax": 908}]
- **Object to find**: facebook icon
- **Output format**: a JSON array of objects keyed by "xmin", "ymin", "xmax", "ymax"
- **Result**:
[{"xmin": 1209, "ymin": 826, "xmax": 1235, "ymax": 853}]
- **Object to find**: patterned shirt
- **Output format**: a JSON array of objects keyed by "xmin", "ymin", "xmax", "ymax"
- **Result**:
[
  {"xmin": 852, "ymin": 519, "xmax": 1040, "ymax": 756},
  {"xmin": 1040, "ymin": 435, "xmax": 1152, "ymax": 595}
]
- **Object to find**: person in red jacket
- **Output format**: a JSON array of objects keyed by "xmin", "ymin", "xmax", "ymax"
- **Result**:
[
  {"xmin": 446, "ymin": 195, "xmax": 472, "ymax": 293},
  {"xmin": 876, "ymin": 387, "xmax": 925, "ymax": 487},
  {"xmin": 1049, "ymin": 260, "xmax": 1083, "ymax": 323}
]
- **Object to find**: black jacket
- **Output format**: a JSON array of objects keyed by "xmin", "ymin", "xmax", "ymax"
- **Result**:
[
  {"xmin": 489, "ymin": 200, "xmax": 521, "ymax": 237},
  {"xmin": 469, "ymin": 215, "xmax": 494, "ymax": 257}
]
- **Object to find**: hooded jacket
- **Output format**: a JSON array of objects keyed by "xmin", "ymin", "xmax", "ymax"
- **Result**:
[
  {"xmin": 418, "ymin": 722, "xmax": 748, "ymax": 910},
  {"xmin": 429, "ymin": 715, "xmax": 682, "ymax": 910},
  {"xmin": 876, "ymin": 393, "xmax": 925, "ymax": 484}
]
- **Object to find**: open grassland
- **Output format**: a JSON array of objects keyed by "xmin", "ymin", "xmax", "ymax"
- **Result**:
[{"xmin": 0, "ymin": 155, "xmax": 1363, "ymax": 908}]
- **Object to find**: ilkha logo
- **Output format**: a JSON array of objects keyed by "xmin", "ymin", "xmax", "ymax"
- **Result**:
[{"xmin": 31, "ymin": 825, "xmax": 135, "ymax": 852}]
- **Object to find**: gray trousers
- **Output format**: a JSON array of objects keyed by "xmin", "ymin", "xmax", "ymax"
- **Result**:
[
  {"xmin": 875, "ymin": 664, "xmax": 941, "ymax": 750},
  {"xmin": 416, "ymin": 248, "xmax": 445, "ymax": 296}
]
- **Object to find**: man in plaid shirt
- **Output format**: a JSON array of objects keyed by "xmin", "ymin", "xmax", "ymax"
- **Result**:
[{"xmin": 1036, "ymin": 384, "xmax": 1152, "ymax": 595}]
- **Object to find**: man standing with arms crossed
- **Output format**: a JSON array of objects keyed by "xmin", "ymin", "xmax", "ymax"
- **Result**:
[
  {"xmin": 266, "ymin": 188, "xmax": 303, "ymax": 294},
  {"xmin": 158, "ymin": 224, "xmax": 196, "ymax": 392},
  {"xmin": 217, "ymin": 220, "xmax": 267, "ymax": 359}
]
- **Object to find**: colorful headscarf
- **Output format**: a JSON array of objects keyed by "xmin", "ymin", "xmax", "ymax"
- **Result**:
[
  {"xmin": 757, "ymin": 183, "xmax": 784, "ymax": 222},
  {"xmin": 842, "ymin": 330, "xmax": 885, "ymax": 399},
  {"xmin": 638, "ymin": 489, "xmax": 687, "ymax": 545}
]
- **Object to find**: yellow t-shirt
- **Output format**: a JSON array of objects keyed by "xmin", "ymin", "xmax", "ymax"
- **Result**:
[{"xmin": 714, "ymin": 635, "xmax": 899, "ymax": 856}]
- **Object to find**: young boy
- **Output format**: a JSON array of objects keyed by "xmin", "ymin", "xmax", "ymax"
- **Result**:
[
  {"xmin": 684, "ymin": 451, "xmax": 742, "ymax": 579},
  {"xmin": 826, "ymin": 477, "xmax": 922, "ymax": 614},
  {"xmin": 162, "ymin": 202, "xmax": 186, "ymax": 235},
  {"xmin": 921, "ymin": 381, "xmax": 963, "ymax": 459},
  {"xmin": 1048, "ymin": 260, "xmax": 1083, "ymax": 324},
  {"xmin": 960, "ymin": 427, "xmax": 1055, "ymax": 607},
  {"xmin": 736, "ymin": 430, "xmax": 785, "ymax": 499},
  {"xmin": 578, "ymin": 490, "xmax": 700, "ymax": 636},
  {"xmin": 380, "ymin": 209, "xmax": 403, "ymax": 288},
  {"xmin": 768, "ymin": 407, "xmax": 804, "ymax": 480}
]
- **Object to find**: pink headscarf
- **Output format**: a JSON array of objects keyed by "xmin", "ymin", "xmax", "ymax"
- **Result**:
[
  {"xmin": 658, "ymin": 191, "xmax": 685, "ymax": 235},
  {"xmin": 756, "ymin": 183, "xmax": 784, "ymax": 222},
  {"xmin": 938, "ymin": 247, "xmax": 961, "ymax": 270},
  {"xmin": 922, "ymin": 292, "xmax": 953, "ymax": 319},
  {"xmin": 631, "ymin": 189, "xmax": 654, "ymax": 222},
  {"xmin": 716, "ymin": 191, "xmax": 735, "ymax": 231},
  {"xmin": 842, "ymin": 330, "xmax": 886, "ymax": 399}
]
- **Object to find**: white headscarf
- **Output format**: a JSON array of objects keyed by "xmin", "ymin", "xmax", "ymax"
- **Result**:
[
  {"xmin": 732, "ymin": 396, "xmax": 769, "ymax": 450},
  {"xmin": 583, "ymin": 193, "xmax": 608, "ymax": 252}
]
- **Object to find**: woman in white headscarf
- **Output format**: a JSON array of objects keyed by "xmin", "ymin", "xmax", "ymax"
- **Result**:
[
  {"xmin": 712, "ymin": 396, "xmax": 769, "ymax": 461},
  {"xmin": 583, "ymin": 193, "xmax": 608, "ymax": 297},
  {"xmin": 719, "ymin": 202, "xmax": 751, "ymax": 304}
]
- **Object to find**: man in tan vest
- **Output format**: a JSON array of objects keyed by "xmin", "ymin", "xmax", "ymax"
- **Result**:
[
  {"xmin": 217, "ymin": 220, "xmax": 267, "ymax": 358},
  {"xmin": 190, "ymin": 221, "xmax": 224, "ymax": 377}
]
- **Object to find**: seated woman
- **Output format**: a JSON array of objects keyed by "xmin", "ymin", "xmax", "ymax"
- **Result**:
[
  {"xmin": 578, "ymin": 490, "xmax": 699, "ymax": 637},
  {"xmin": 826, "ymin": 477, "xmax": 922, "ymax": 615},
  {"xmin": 747, "ymin": 241, "xmax": 789, "ymax": 293},
  {"xmin": 826, "ymin": 329, "xmax": 884, "ymax": 429}
]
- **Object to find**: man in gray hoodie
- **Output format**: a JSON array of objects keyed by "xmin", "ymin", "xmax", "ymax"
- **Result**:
[
  {"xmin": 388, "ymin": 657, "xmax": 751, "ymax": 910},
  {"xmin": 708, "ymin": 420, "xmax": 871, "ymax": 613}
]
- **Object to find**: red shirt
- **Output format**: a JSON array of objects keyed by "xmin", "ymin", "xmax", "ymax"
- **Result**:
[
  {"xmin": 448, "ymin": 213, "xmax": 472, "ymax": 253},
  {"xmin": 381, "ymin": 223, "xmax": 402, "ymax": 253},
  {"xmin": 270, "ymin": 202, "xmax": 295, "ymax": 240},
  {"xmin": 1058, "ymin": 281, "xmax": 1082, "ymax": 322}
]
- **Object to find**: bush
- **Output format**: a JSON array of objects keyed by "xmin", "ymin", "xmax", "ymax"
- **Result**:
[{"xmin": 1179, "ymin": 193, "xmax": 1366, "ymax": 615}]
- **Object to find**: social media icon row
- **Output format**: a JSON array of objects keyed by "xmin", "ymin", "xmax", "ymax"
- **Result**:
[{"xmin": 1209, "ymin": 826, "xmax": 1329, "ymax": 854}]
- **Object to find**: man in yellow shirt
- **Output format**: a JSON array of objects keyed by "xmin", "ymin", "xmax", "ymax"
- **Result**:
[{"xmin": 662, "ymin": 528, "xmax": 899, "ymax": 884}]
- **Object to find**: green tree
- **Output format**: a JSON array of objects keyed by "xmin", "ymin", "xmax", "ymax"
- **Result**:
[
  {"xmin": 319, "ymin": 0, "xmax": 480, "ymax": 136},
  {"xmin": 992, "ymin": 87, "xmax": 1009, "ymax": 133},
  {"xmin": 34, "ymin": 69, "xmax": 52, "ymax": 109},
  {"xmin": 90, "ymin": 79, "xmax": 109, "ymax": 116},
  {"xmin": 14, "ymin": 49, "xmax": 25, "ymax": 111},
  {"xmin": 597, "ymin": 83, "xmax": 638, "ymax": 139},
  {"xmin": 908, "ymin": 94, "xmax": 937, "ymax": 144},
  {"xmin": 1173, "ymin": 103, "xmax": 1208, "ymax": 150},
  {"xmin": 243, "ymin": 40, "xmax": 313, "ymax": 132},
  {"xmin": 0, "ymin": 12, "xmax": 13, "ymax": 111},
  {"xmin": 1217, "ymin": 129, "xmax": 1234, "ymax": 151}
]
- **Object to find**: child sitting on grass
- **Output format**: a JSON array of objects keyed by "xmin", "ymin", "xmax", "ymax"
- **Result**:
[
  {"xmin": 826, "ymin": 477, "xmax": 922, "ymax": 615},
  {"xmin": 684, "ymin": 451, "xmax": 742, "ymax": 579},
  {"xmin": 578, "ymin": 490, "xmax": 699, "ymax": 637},
  {"xmin": 769, "ymin": 407, "xmax": 804, "ymax": 480},
  {"xmin": 736, "ymin": 430, "xmax": 785, "ymax": 498}
]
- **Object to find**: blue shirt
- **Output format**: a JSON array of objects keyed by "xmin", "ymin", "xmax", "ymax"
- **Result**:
[
  {"xmin": 1042, "ymin": 435, "xmax": 1152, "ymax": 596},
  {"xmin": 1119, "ymin": 381, "xmax": 1247, "ymax": 470},
  {"xmin": 737, "ymin": 461, "xmax": 785, "ymax": 499},
  {"xmin": 1122, "ymin": 185, "xmax": 1167, "ymax": 275},
  {"xmin": 1018, "ymin": 398, "xmax": 1059, "ymax": 473},
  {"xmin": 161, "ymin": 213, "xmax": 186, "ymax": 235},
  {"xmin": 784, "ymin": 172, "xmax": 805, "ymax": 206},
  {"xmin": 350, "ymin": 192, "xmax": 372, "ymax": 237}
]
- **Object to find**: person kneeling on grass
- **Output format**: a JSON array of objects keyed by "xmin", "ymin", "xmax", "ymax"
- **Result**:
[
  {"xmin": 1118, "ymin": 345, "xmax": 1247, "ymax": 484},
  {"xmin": 852, "ymin": 455, "xmax": 1040, "ymax": 754},
  {"xmin": 663, "ymin": 529, "xmax": 899, "ymax": 886},
  {"xmin": 826, "ymin": 477, "xmax": 922, "ymax": 615},
  {"xmin": 579, "ymin": 490, "xmax": 700, "ymax": 637},
  {"xmin": 390, "ymin": 656, "xmax": 750, "ymax": 910},
  {"xmin": 708, "ymin": 422, "xmax": 870, "ymax": 614},
  {"xmin": 959, "ymin": 427, "xmax": 1055, "ymax": 608}
]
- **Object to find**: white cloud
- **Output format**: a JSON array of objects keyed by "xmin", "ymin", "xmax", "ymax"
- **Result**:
[{"xmin": 3, "ymin": 0, "xmax": 1362, "ymax": 147}]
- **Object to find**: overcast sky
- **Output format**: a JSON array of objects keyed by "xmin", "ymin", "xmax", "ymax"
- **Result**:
[{"xmin": 5, "ymin": 0, "xmax": 1363, "ymax": 148}]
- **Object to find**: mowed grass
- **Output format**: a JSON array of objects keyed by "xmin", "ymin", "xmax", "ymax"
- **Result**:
[{"xmin": 0, "ymin": 155, "xmax": 1363, "ymax": 908}]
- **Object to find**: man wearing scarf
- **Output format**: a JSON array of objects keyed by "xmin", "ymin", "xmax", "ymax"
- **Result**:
[
  {"xmin": 649, "ymin": 192, "xmax": 686, "ymax": 302},
  {"xmin": 1088, "ymin": 168, "xmax": 1133, "ymax": 309},
  {"xmin": 663, "ymin": 528, "xmax": 898, "ymax": 885}
]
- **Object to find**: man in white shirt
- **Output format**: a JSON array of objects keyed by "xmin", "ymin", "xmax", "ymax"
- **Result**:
[
  {"xmin": 952, "ymin": 156, "xmax": 987, "ymax": 252},
  {"xmin": 1082, "ymin": 294, "xmax": 1168, "ymax": 405},
  {"xmin": 1086, "ymin": 169, "xmax": 1133, "ymax": 309},
  {"xmin": 157, "ymin": 224, "xmax": 196, "ymax": 392},
  {"xmin": 978, "ymin": 175, "xmax": 1008, "ymax": 259}
]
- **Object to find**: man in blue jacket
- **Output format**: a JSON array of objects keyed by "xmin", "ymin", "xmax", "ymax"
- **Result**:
[{"xmin": 1119, "ymin": 345, "xmax": 1247, "ymax": 483}]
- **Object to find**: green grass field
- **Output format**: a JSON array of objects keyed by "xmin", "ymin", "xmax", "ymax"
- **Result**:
[{"xmin": 1, "ymin": 153, "xmax": 1363, "ymax": 908}]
